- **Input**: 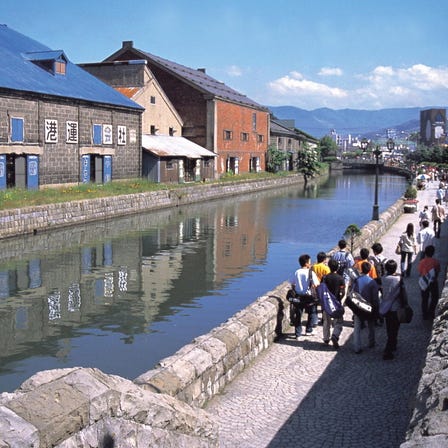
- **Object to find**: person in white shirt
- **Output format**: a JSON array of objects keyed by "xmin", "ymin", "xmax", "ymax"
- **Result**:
[{"xmin": 417, "ymin": 219, "xmax": 435, "ymax": 260}]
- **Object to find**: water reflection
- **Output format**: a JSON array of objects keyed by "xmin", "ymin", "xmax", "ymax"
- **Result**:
[{"xmin": 0, "ymin": 172, "xmax": 408, "ymax": 392}]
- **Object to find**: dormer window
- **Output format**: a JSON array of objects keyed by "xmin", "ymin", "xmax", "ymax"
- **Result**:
[
  {"xmin": 25, "ymin": 50, "xmax": 68, "ymax": 76},
  {"xmin": 54, "ymin": 60, "xmax": 66, "ymax": 75}
]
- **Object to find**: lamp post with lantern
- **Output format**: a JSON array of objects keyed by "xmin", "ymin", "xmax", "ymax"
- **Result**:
[{"xmin": 362, "ymin": 138, "xmax": 394, "ymax": 221}]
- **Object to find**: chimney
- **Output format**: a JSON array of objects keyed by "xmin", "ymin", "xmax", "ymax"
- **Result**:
[
  {"xmin": 197, "ymin": 68, "xmax": 206, "ymax": 73},
  {"xmin": 122, "ymin": 41, "xmax": 134, "ymax": 49}
]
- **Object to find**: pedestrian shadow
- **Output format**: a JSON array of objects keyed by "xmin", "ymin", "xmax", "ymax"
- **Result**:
[{"xmin": 269, "ymin": 299, "xmax": 433, "ymax": 448}]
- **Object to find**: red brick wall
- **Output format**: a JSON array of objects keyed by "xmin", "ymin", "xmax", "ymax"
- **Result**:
[{"xmin": 216, "ymin": 101, "xmax": 268, "ymax": 175}]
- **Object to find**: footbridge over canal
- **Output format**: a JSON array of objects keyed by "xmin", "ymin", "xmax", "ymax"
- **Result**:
[{"xmin": 341, "ymin": 158, "xmax": 414, "ymax": 180}]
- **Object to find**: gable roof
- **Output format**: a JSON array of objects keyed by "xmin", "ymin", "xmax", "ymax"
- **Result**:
[
  {"xmin": 105, "ymin": 42, "xmax": 267, "ymax": 111},
  {"xmin": 0, "ymin": 25, "xmax": 143, "ymax": 111}
]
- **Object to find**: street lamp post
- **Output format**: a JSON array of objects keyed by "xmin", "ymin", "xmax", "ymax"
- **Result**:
[{"xmin": 370, "ymin": 138, "xmax": 395, "ymax": 221}]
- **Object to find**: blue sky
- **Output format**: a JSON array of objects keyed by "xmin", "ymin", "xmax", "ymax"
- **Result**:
[{"xmin": 2, "ymin": 0, "xmax": 447, "ymax": 110}]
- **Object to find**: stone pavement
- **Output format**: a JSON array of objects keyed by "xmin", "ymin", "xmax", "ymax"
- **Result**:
[{"xmin": 205, "ymin": 181, "xmax": 447, "ymax": 448}]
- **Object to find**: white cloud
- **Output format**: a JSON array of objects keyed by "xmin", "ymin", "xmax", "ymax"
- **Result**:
[
  {"xmin": 226, "ymin": 65, "xmax": 243, "ymax": 77},
  {"xmin": 264, "ymin": 64, "xmax": 448, "ymax": 109},
  {"xmin": 318, "ymin": 67, "xmax": 343, "ymax": 77}
]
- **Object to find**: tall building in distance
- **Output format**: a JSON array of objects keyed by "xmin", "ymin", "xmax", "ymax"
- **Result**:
[{"xmin": 420, "ymin": 109, "xmax": 446, "ymax": 146}]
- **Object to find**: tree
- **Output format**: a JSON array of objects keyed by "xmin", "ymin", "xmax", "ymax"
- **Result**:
[
  {"xmin": 266, "ymin": 145, "xmax": 288, "ymax": 173},
  {"xmin": 295, "ymin": 145, "xmax": 320, "ymax": 184},
  {"xmin": 343, "ymin": 224, "xmax": 361, "ymax": 253},
  {"xmin": 318, "ymin": 136, "xmax": 338, "ymax": 161}
]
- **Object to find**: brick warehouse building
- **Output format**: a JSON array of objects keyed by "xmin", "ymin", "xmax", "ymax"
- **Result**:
[
  {"xmin": 0, "ymin": 25, "xmax": 143, "ymax": 189},
  {"xmin": 102, "ymin": 41, "xmax": 269, "ymax": 177}
]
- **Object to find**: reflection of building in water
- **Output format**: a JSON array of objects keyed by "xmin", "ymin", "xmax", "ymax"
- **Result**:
[
  {"xmin": 214, "ymin": 199, "xmax": 268, "ymax": 283},
  {"xmin": 0, "ymin": 197, "xmax": 269, "ymax": 371}
]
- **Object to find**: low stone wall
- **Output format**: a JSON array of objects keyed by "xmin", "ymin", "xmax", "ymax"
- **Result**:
[
  {"xmin": 401, "ymin": 286, "xmax": 448, "ymax": 447},
  {"xmin": 0, "ymin": 368, "xmax": 218, "ymax": 447},
  {"xmin": 0, "ymin": 195, "xmax": 409, "ymax": 446},
  {"xmin": 0, "ymin": 174, "xmax": 307, "ymax": 240}
]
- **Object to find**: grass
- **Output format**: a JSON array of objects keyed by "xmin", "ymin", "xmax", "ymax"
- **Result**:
[{"xmin": 0, "ymin": 171, "xmax": 291, "ymax": 211}]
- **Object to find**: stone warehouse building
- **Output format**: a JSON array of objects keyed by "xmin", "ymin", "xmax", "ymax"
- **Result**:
[
  {"xmin": 0, "ymin": 25, "xmax": 143, "ymax": 189},
  {"xmin": 101, "ymin": 41, "xmax": 269, "ymax": 177},
  {"xmin": 80, "ymin": 59, "xmax": 216, "ymax": 183}
]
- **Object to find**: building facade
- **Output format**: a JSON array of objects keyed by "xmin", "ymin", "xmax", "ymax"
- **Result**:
[
  {"xmin": 0, "ymin": 25, "xmax": 143, "ymax": 189},
  {"xmin": 420, "ymin": 108, "xmax": 446, "ymax": 146},
  {"xmin": 80, "ymin": 60, "xmax": 216, "ymax": 183},
  {"xmin": 102, "ymin": 41, "xmax": 269, "ymax": 177}
]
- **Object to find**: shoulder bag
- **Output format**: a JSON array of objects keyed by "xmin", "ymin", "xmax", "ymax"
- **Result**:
[{"xmin": 396, "ymin": 280, "xmax": 413, "ymax": 324}]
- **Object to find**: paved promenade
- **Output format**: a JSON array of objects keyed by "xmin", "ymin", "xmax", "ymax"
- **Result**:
[{"xmin": 205, "ymin": 182, "xmax": 447, "ymax": 447}]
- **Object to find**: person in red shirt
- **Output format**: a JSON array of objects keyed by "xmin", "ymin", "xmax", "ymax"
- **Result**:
[
  {"xmin": 353, "ymin": 248, "xmax": 377, "ymax": 280},
  {"xmin": 417, "ymin": 245, "xmax": 441, "ymax": 320}
]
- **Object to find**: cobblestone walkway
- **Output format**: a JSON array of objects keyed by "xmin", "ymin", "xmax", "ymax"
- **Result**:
[{"xmin": 206, "ymin": 182, "xmax": 446, "ymax": 448}]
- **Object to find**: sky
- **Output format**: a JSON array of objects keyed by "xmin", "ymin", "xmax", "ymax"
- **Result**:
[{"xmin": 2, "ymin": 0, "xmax": 448, "ymax": 111}]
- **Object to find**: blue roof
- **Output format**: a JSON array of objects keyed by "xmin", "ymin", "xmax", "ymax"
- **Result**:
[{"xmin": 0, "ymin": 25, "xmax": 143, "ymax": 111}]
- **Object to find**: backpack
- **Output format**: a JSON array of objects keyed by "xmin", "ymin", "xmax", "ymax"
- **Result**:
[
  {"xmin": 370, "ymin": 255, "xmax": 386, "ymax": 279},
  {"xmin": 331, "ymin": 251, "xmax": 348, "ymax": 276},
  {"xmin": 316, "ymin": 282, "xmax": 344, "ymax": 318}
]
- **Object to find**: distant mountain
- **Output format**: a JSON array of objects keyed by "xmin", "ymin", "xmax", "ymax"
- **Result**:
[{"xmin": 268, "ymin": 106, "xmax": 442, "ymax": 139}]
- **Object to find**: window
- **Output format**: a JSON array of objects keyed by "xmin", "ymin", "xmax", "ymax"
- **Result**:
[
  {"xmin": 93, "ymin": 124, "xmax": 102, "ymax": 144},
  {"xmin": 150, "ymin": 125, "xmax": 157, "ymax": 135},
  {"xmin": 223, "ymin": 130, "xmax": 233, "ymax": 140},
  {"xmin": 166, "ymin": 160, "xmax": 174, "ymax": 169},
  {"xmin": 241, "ymin": 132, "xmax": 249, "ymax": 142},
  {"xmin": 278, "ymin": 137, "xmax": 283, "ymax": 145},
  {"xmin": 55, "ymin": 61, "xmax": 66, "ymax": 75},
  {"xmin": 169, "ymin": 127, "xmax": 175, "ymax": 136},
  {"xmin": 252, "ymin": 113, "xmax": 257, "ymax": 131},
  {"xmin": 257, "ymin": 134, "xmax": 264, "ymax": 143},
  {"xmin": 150, "ymin": 96, "xmax": 156, "ymax": 104},
  {"xmin": 10, "ymin": 117, "xmax": 24, "ymax": 142}
]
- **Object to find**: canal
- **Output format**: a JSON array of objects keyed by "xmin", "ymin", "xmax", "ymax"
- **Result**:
[{"xmin": 0, "ymin": 172, "xmax": 409, "ymax": 392}]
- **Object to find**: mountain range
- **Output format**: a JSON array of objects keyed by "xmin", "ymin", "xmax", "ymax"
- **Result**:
[{"xmin": 268, "ymin": 105, "xmax": 446, "ymax": 140}]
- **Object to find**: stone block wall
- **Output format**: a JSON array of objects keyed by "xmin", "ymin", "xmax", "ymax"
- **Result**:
[
  {"xmin": 401, "ymin": 286, "xmax": 448, "ymax": 447},
  {"xmin": 0, "ymin": 174, "xmax": 308, "ymax": 240}
]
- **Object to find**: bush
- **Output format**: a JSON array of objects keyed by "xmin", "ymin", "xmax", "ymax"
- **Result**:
[{"xmin": 404, "ymin": 185, "xmax": 417, "ymax": 199}]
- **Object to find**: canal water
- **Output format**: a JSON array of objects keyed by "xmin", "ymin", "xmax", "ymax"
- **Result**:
[{"xmin": 0, "ymin": 172, "xmax": 409, "ymax": 392}]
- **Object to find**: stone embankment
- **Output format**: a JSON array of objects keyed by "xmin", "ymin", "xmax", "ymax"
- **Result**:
[
  {"xmin": 1, "ymin": 176, "xmax": 447, "ymax": 446},
  {"xmin": 0, "ymin": 174, "xmax": 307, "ymax": 240},
  {"xmin": 0, "ymin": 192, "xmax": 406, "ymax": 447}
]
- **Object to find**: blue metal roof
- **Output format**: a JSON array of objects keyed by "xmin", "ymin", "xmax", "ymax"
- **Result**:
[{"xmin": 0, "ymin": 25, "xmax": 143, "ymax": 110}]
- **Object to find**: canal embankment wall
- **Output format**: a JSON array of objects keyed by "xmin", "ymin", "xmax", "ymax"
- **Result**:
[
  {"xmin": 1, "ymin": 176, "xmax": 446, "ymax": 446},
  {"xmin": 0, "ymin": 174, "xmax": 309, "ymax": 240}
]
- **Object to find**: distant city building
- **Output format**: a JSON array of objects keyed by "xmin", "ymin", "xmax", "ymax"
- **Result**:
[{"xmin": 420, "ymin": 109, "xmax": 446, "ymax": 146}]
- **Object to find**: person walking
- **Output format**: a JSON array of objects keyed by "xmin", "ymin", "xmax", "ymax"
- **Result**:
[
  {"xmin": 290, "ymin": 254, "xmax": 320, "ymax": 339},
  {"xmin": 312, "ymin": 251, "xmax": 330, "ymax": 327},
  {"xmin": 419, "ymin": 205, "xmax": 430, "ymax": 228},
  {"xmin": 416, "ymin": 219, "xmax": 435, "ymax": 260},
  {"xmin": 398, "ymin": 223, "xmax": 417, "ymax": 277},
  {"xmin": 351, "ymin": 262, "xmax": 380, "ymax": 354},
  {"xmin": 321, "ymin": 258, "xmax": 345, "ymax": 349},
  {"xmin": 431, "ymin": 198, "xmax": 445, "ymax": 238},
  {"xmin": 353, "ymin": 247, "xmax": 378, "ymax": 280},
  {"xmin": 417, "ymin": 245, "xmax": 441, "ymax": 320},
  {"xmin": 380, "ymin": 259, "xmax": 406, "ymax": 360},
  {"xmin": 330, "ymin": 239, "xmax": 355, "ymax": 290}
]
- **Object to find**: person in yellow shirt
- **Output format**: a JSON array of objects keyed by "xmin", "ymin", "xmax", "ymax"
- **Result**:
[{"xmin": 313, "ymin": 251, "xmax": 331, "ymax": 281}]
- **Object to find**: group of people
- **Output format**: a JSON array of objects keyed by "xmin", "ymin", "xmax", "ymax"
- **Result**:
[{"xmin": 290, "ymin": 225, "xmax": 441, "ymax": 361}]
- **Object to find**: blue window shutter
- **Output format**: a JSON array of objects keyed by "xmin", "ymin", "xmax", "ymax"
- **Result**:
[
  {"xmin": 93, "ymin": 124, "xmax": 102, "ymax": 144},
  {"xmin": 0, "ymin": 154, "xmax": 6, "ymax": 189},
  {"xmin": 81, "ymin": 155, "xmax": 90, "ymax": 183},
  {"xmin": 103, "ymin": 155, "xmax": 112, "ymax": 182},
  {"xmin": 11, "ymin": 118, "xmax": 24, "ymax": 142}
]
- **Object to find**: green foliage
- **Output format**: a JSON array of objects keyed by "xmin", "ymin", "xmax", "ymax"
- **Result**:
[
  {"xmin": 343, "ymin": 224, "xmax": 362, "ymax": 253},
  {"xmin": 318, "ymin": 136, "xmax": 338, "ymax": 160},
  {"xmin": 404, "ymin": 185, "xmax": 417, "ymax": 199},
  {"xmin": 267, "ymin": 145, "xmax": 288, "ymax": 172},
  {"xmin": 295, "ymin": 145, "xmax": 320, "ymax": 182}
]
